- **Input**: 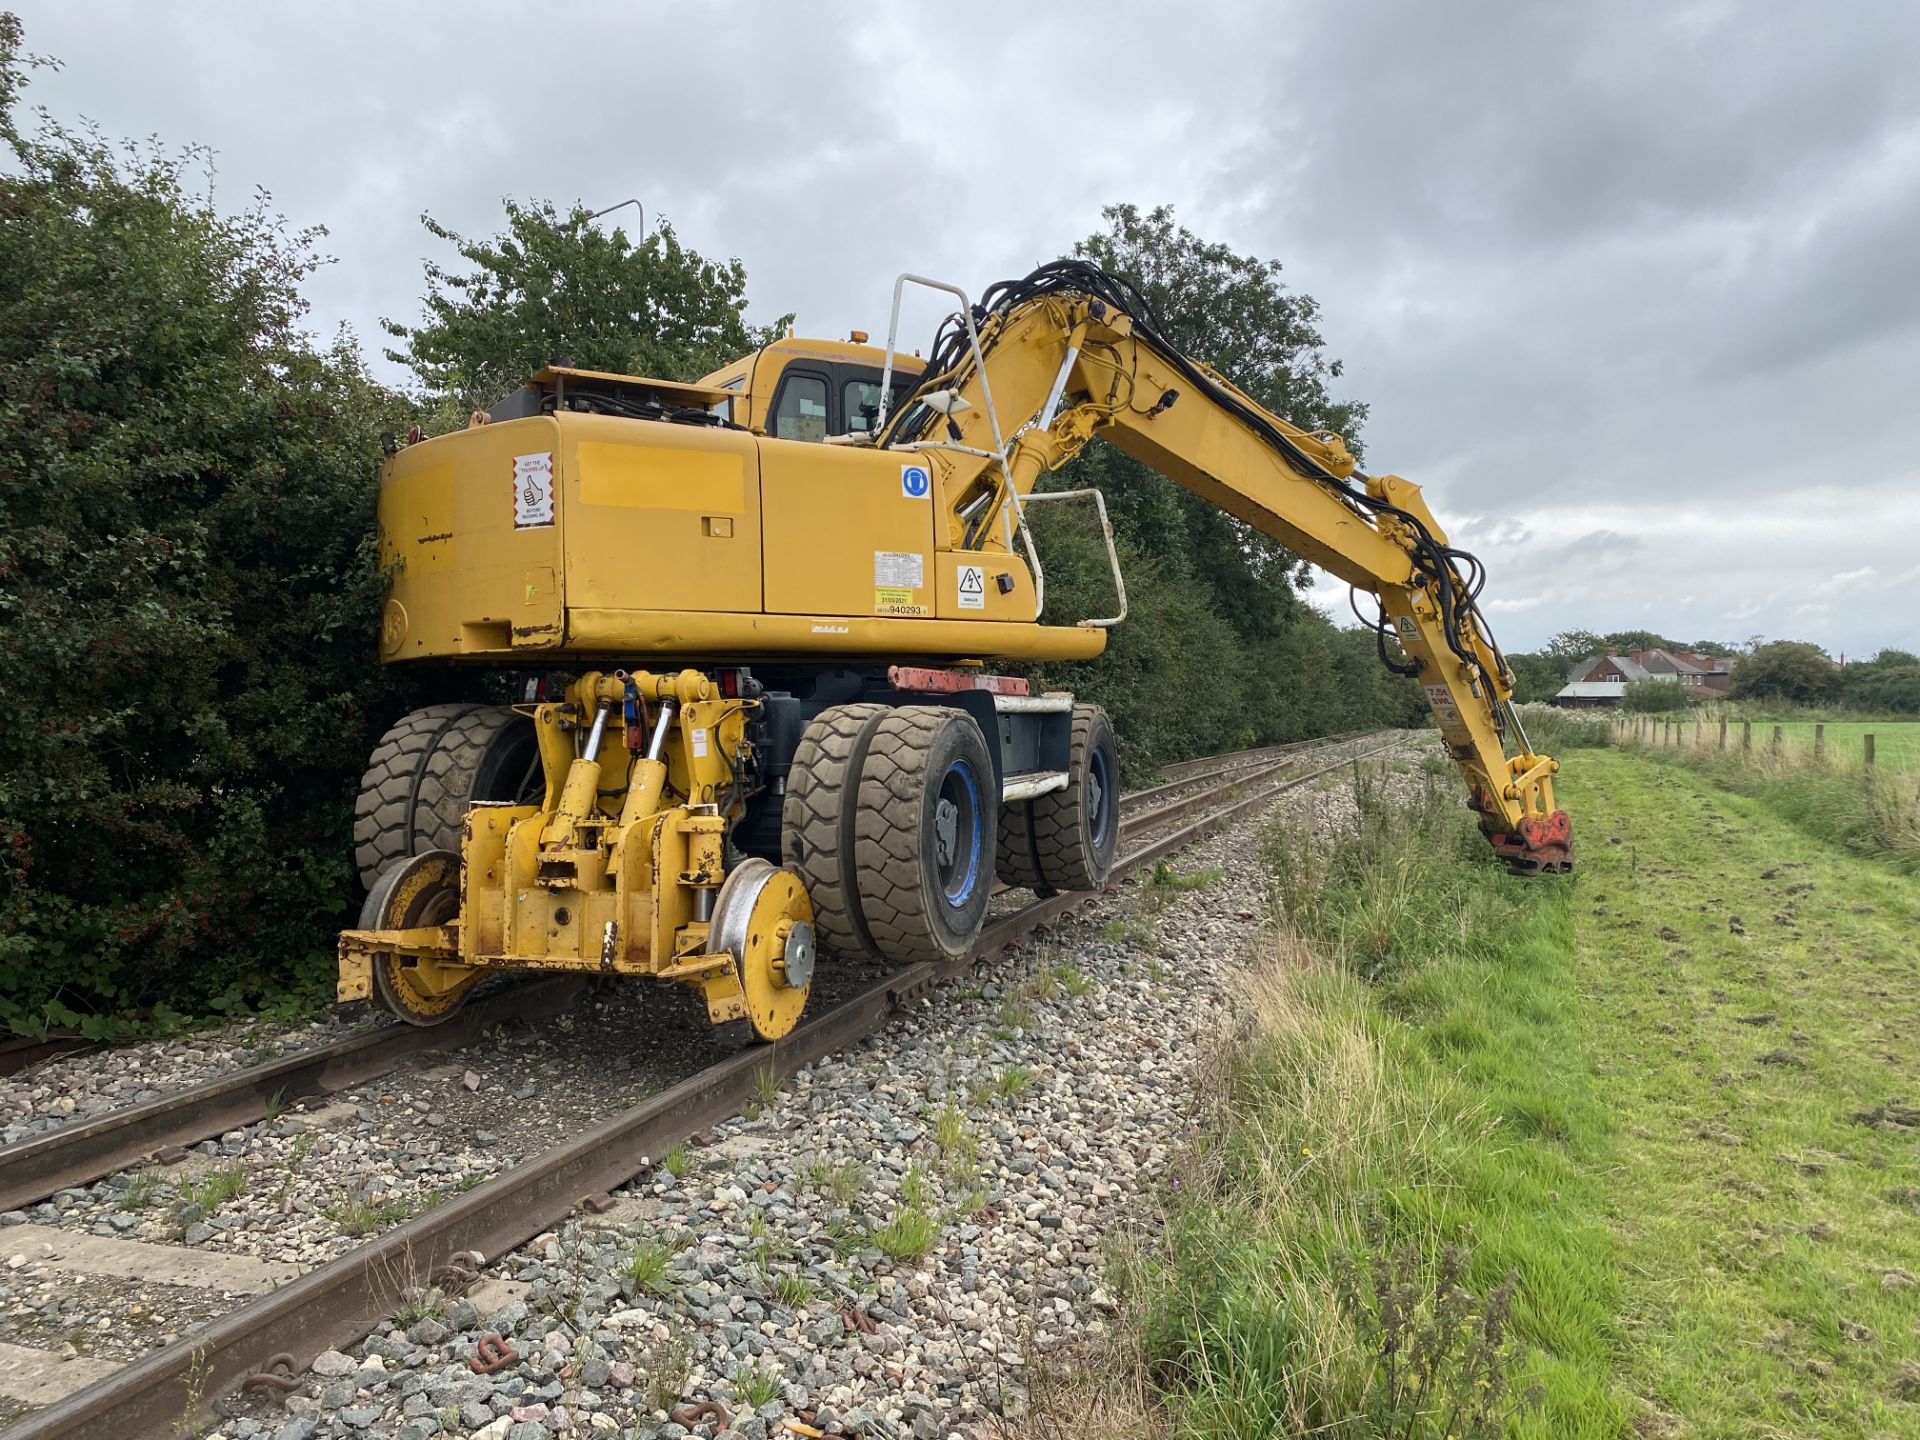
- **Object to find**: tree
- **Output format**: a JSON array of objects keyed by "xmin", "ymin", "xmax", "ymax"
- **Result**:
[
  {"xmin": 0, "ymin": 15, "xmax": 425, "ymax": 1034},
  {"xmin": 1541, "ymin": 629, "xmax": 1606, "ymax": 675},
  {"xmin": 383, "ymin": 199, "xmax": 789, "ymax": 419},
  {"xmin": 1506, "ymin": 651, "xmax": 1568, "ymax": 704},
  {"xmin": 1841, "ymin": 650, "xmax": 1920, "ymax": 714},
  {"xmin": 1603, "ymin": 629, "xmax": 1675, "ymax": 654},
  {"xmin": 1732, "ymin": 641, "xmax": 1838, "ymax": 705}
]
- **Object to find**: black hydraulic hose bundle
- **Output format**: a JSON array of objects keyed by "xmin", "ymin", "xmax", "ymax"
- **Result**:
[{"xmin": 881, "ymin": 260, "xmax": 1510, "ymax": 726}]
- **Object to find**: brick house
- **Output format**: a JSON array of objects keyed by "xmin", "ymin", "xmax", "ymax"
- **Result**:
[{"xmin": 1551, "ymin": 649, "xmax": 1736, "ymax": 707}]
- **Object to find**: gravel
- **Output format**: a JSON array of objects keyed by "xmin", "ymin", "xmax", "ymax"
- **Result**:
[{"xmin": 2, "ymin": 737, "xmax": 1421, "ymax": 1438}]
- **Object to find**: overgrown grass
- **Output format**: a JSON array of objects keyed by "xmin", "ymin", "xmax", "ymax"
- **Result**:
[
  {"xmin": 1509, "ymin": 701, "xmax": 1610, "ymax": 752},
  {"xmin": 1111, "ymin": 769, "xmax": 1615, "ymax": 1436}
]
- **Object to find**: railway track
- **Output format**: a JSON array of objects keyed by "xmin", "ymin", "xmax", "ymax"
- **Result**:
[{"xmin": 1, "ymin": 731, "xmax": 1410, "ymax": 1440}]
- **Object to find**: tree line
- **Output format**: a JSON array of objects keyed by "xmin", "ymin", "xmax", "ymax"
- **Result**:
[{"xmin": 0, "ymin": 20, "xmax": 1418, "ymax": 1034}]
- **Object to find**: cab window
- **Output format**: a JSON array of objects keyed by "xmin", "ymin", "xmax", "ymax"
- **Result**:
[
  {"xmin": 771, "ymin": 372, "xmax": 829, "ymax": 441},
  {"xmin": 842, "ymin": 376, "xmax": 918, "ymax": 434}
]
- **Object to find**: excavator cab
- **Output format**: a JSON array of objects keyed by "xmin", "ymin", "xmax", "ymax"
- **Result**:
[{"xmin": 697, "ymin": 334, "xmax": 923, "ymax": 440}]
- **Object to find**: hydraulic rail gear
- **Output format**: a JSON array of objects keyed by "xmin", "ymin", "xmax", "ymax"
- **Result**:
[{"xmin": 341, "ymin": 264, "xmax": 1570, "ymax": 1040}]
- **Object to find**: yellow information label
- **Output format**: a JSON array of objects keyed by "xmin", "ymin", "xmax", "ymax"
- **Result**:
[{"xmin": 875, "ymin": 586, "xmax": 928, "ymax": 616}]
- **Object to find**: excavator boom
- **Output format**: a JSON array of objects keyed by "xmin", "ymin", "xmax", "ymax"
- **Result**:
[{"xmin": 876, "ymin": 263, "xmax": 1571, "ymax": 874}]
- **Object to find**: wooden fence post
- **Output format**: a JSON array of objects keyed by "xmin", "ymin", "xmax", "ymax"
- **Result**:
[
  {"xmin": 1742, "ymin": 720, "xmax": 1752, "ymax": 751},
  {"xmin": 1772, "ymin": 725, "xmax": 1783, "ymax": 753},
  {"xmin": 1865, "ymin": 734, "xmax": 1876, "ymax": 769},
  {"xmin": 1718, "ymin": 717, "xmax": 1728, "ymax": 750},
  {"xmin": 1814, "ymin": 723, "xmax": 1825, "ymax": 761},
  {"xmin": 1694, "ymin": 719, "xmax": 1702, "ymax": 748}
]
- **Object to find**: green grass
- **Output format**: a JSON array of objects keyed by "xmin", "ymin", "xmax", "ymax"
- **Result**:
[
  {"xmin": 802, "ymin": 1157, "xmax": 867, "ymax": 1208},
  {"xmin": 662, "ymin": 1144, "xmax": 691, "ymax": 1179},
  {"xmin": 1768, "ymin": 719, "xmax": 1920, "ymax": 772},
  {"xmin": 733, "ymin": 1359, "xmax": 783, "ymax": 1409},
  {"xmin": 622, "ymin": 1237, "xmax": 679, "ymax": 1294},
  {"xmin": 180, "ymin": 1163, "xmax": 247, "ymax": 1212},
  {"xmin": 967, "ymin": 1063, "xmax": 1033, "ymax": 1106},
  {"xmin": 1626, "ymin": 721, "xmax": 1920, "ymax": 871},
  {"xmin": 768, "ymin": 1269, "xmax": 814, "ymax": 1309},
  {"xmin": 325, "ymin": 1194, "xmax": 420, "ymax": 1236},
  {"xmin": 1562, "ymin": 749, "xmax": 1920, "ymax": 1435},
  {"xmin": 869, "ymin": 1206, "xmax": 939, "ymax": 1262},
  {"xmin": 1120, "ymin": 768, "xmax": 1615, "ymax": 1436}
]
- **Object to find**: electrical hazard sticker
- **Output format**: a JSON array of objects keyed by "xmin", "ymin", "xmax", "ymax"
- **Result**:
[
  {"xmin": 956, "ymin": 563, "xmax": 986, "ymax": 610},
  {"xmin": 900, "ymin": 463, "xmax": 932, "ymax": 499},
  {"xmin": 512, "ymin": 452, "xmax": 555, "ymax": 529}
]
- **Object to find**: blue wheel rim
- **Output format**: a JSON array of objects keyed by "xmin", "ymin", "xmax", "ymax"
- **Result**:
[{"xmin": 934, "ymin": 757, "xmax": 983, "ymax": 907}]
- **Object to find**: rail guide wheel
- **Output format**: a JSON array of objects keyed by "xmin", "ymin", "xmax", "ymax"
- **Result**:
[
  {"xmin": 360, "ymin": 849, "xmax": 477, "ymax": 1026},
  {"xmin": 711, "ymin": 857, "xmax": 816, "ymax": 1042}
]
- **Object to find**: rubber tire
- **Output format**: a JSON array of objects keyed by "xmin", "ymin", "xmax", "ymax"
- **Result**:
[
  {"xmin": 996, "ymin": 800, "xmax": 1051, "ymax": 893},
  {"xmin": 352, "ymin": 704, "xmax": 539, "ymax": 889},
  {"xmin": 853, "ymin": 706, "xmax": 997, "ymax": 966},
  {"xmin": 1030, "ymin": 704, "xmax": 1119, "ymax": 891},
  {"xmin": 782, "ymin": 703, "xmax": 890, "ymax": 960}
]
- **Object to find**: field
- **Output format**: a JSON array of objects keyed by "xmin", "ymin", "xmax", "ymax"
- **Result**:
[
  {"xmin": 1770, "ymin": 719, "xmax": 1920, "ymax": 772},
  {"xmin": 1630, "ymin": 716, "xmax": 1920, "ymax": 773},
  {"xmin": 1102, "ymin": 745, "xmax": 1920, "ymax": 1437}
]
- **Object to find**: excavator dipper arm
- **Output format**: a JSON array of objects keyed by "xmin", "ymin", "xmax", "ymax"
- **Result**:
[{"xmin": 879, "ymin": 264, "xmax": 1571, "ymax": 874}]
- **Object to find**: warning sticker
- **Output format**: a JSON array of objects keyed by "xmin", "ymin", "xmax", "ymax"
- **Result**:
[
  {"xmin": 512, "ymin": 452, "xmax": 555, "ymax": 529},
  {"xmin": 873, "ymin": 551, "xmax": 924, "ymax": 589},
  {"xmin": 956, "ymin": 563, "xmax": 986, "ymax": 610},
  {"xmin": 900, "ymin": 464, "xmax": 932, "ymax": 499},
  {"xmin": 1423, "ymin": 684, "xmax": 1459, "ymax": 725},
  {"xmin": 690, "ymin": 726, "xmax": 709, "ymax": 759}
]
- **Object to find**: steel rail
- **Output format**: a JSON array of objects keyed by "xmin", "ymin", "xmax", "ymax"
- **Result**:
[
  {"xmin": 2, "ymin": 742, "xmax": 1331, "ymax": 1208},
  {"xmin": 8, "ymin": 732, "xmax": 1411, "ymax": 1440},
  {"xmin": 0, "ymin": 978, "xmax": 585, "ymax": 1214},
  {"xmin": 1152, "ymin": 728, "xmax": 1368, "ymax": 782}
]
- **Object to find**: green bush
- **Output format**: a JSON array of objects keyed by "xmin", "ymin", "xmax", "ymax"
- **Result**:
[
  {"xmin": 1621, "ymin": 678, "xmax": 1692, "ymax": 713},
  {"xmin": 0, "ymin": 27, "xmax": 422, "ymax": 1035}
]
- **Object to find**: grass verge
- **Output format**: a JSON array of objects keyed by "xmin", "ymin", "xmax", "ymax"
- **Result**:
[
  {"xmin": 1563, "ymin": 749, "xmax": 1920, "ymax": 1434},
  {"xmin": 1624, "ymin": 726, "xmax": 1920, "ymax": 872},
  {"xmin": 1108, "ymin": 766, "xmax": 1617, "ymax": 1437}
]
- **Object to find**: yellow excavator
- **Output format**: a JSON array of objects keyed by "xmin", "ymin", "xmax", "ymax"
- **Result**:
[{"xmin": 338, "ymin": 261, "xmax": 1570, "ymax": 1040}]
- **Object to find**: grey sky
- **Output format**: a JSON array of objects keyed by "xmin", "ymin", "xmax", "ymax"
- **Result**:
[{"xmin": 13, "ymin": 1, "xmax": 1919, "ymax": 658}]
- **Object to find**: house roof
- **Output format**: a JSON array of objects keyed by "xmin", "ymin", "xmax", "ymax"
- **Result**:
[
  {"xmin": 1569, "ymin": 654, "xmax": 1652, "ymax": 682},
  {"xmin": 1639, "ymin": 647, "xmax": 1709, "ymax": 675},
  {"xmin": 1555, "ymin": 682, "xmax": 1630, "ymax": 698}
]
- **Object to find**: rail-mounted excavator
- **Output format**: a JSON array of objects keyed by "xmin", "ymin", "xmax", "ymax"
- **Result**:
[{"xmin": 337, "ymin": 260, "xmax": 1571, "ymax": 1040}]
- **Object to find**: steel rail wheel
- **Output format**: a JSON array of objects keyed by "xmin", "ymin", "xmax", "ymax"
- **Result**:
[
  {"xmin": 360, "ymin": 850, "xmax": 476, "ymax": 1025},
  {"xmin": 710, "ymin": 858, "xmax": 816, "ymax": 1041}
]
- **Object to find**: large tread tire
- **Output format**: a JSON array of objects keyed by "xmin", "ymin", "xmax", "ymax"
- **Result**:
[
  {"xmin": 1030, "ymin": 704, "xmax": 1119, "ymax": 892},
  {"xmin": 352, "ymin": 704, "xmax": 538, "ymax": 888},
  {"xmin": 995, "ymin": 800, "xmax": 1049, "ymax": 892},
  {"xmin": 782, "ymin": 703, "xmax": 890, "ymax": 960},
  {"xmin": 853, "ymin": 706, "xmax": 996, "ymax": 966}
]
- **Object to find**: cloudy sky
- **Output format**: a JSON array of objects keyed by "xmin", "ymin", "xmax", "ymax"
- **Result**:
[{"xmin": 13, "ymin": 1, "xmax": 1920, "ymax": 658}]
